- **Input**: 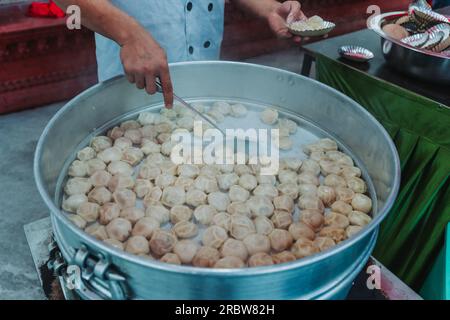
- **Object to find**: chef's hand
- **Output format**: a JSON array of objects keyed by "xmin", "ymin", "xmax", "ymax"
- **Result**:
[
  {"xmin": 267, "ymin": 1, "xmax": 306, "ymax": 43},
  {"xmin": 120, "ymin": 28, "xmax": 174, "ymax": 108}
]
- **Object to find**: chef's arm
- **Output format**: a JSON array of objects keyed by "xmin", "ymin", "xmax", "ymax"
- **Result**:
[
  {"xmin": 54, "ymin": 0, "xmax": 174, "ymax": 107},
  {"xmin": 232, "ymin": 0, "xmax": 306, "ymax": 41}
]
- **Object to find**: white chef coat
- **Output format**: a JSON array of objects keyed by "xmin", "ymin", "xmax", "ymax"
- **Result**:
[{"xmin": 95, "ymin": 0, "xmax": 225, "ymax": 81}]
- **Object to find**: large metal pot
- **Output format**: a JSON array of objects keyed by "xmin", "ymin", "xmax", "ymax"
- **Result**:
[
  {"xmin": 370, "ymin": 11, "xmax": 450, "ymax": 84},
  {"xmin": 35, "ymin": 61, "xmax": 400, "ymax": 300}
]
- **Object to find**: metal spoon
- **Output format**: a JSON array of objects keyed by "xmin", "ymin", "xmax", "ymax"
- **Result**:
[{"xmin": 155, "ymin": 79, "xmax": 226, "ymax": 136}]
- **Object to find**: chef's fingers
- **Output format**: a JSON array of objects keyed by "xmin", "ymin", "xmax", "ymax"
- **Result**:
[
  {"xmin": 293, "ymin": 36, "xmax": 302, "ymax": 43},
  {"xmin": 145, "ymin": 74, "xmax": 157, "ymax": 95},
  {"xmin": 159, "ymin": 65, "xmax": 174, "ymax": 108},
  {"xmin": 135, "ymin": 74, "xmax": 145, "ymax": 90},
  {"xmin": 127, "ymin": 74, "xmax": 136, "ymax": 84},
  {"xmin": 285, "ymin": 1, "xmax": 303, "ymax": 24}
]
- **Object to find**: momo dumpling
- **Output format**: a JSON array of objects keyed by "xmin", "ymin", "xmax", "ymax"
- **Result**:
[
  {"xmin": 140, "ymin": 140, "xmax": 161, "ymax": 155},
  {"xmin": 185, "ymin": 189, "xmax": 207, "ymax": 207},
  {"xmin": 85, "ymin": 223, "xmax": 108, "ymax": 241},
  {"xmin": 161, "ymin": 186, "xmax": 186, "ymax": 207},
  {"xmin": 91, "ymin": 136, "xmax": 112, "ymax": 152},
  {"xmin": 298, "ymin": 172, "xmax": 320, "ymax": 186},
  {"xmin": 247, "ymin": 196, "xmax": 274, "ymax": 218},
  {"xmin": 298, "ymin": 184, "xmax": 318, "ymax": 197},
  {"xmin": 230, "ymin": 214, "xmax": 256, "ymax": 240},
  {"xmin": 216, "ymin": 173, "xmax": 239, "ymax": 191},
  {"xmin": 278, "ymin": 170, "xmax": 298, "ymax": 184},
  {"xmin": 145, "ymin": 204, "xmax": 170, "ymax": 225},
  {"xmin": 106, "ymin": 218, "xmax": 132, "ymax": 242},
  {"xmin": 98, "ymin": 202, "xmax": 120, "ymax": 225},
  {"xmin": 277, "ymin": 182, "xmax": 299, "ymax": 200},
  {"xmin": 269, "ymin": 229, "xmax": 293, "ymax": 252},
  {"xmin": 121, "ymin": 147, "xmax": 144, "ymax": 166},
  {"xmin": 149, "ymin": 230, "xmax": 177, "ymax": 256},
  {"xmin": 253, "ymin": 184, "xmax": 278, "ymax": 199},
  {"xmin": 192, "ymin": 246, "xmax": 220, "ymax": 268},
  {"xmin": 317, "ymin": 185, "xmax": 336, "ymax": 206},
  {"xmin": 272, "ymin": 251, "xmax": 297, "ymax": 264},
  {"xmin": 348, "ymin": 210, "xmax": 372, "ymax": 227},
  {"xmin": 76, "ymin": 202, "xmax": 100, "ymax": 222},
  {"xmin": 108, "ymin": 126, "xmax": 125, "ymax": 140},
  {"xmin": 90, "ymin": 170, "xmax": 112, "ymax": 187},
  {"xmin": 77, "ymin": 147, "xmax": 96, "ymax": 161},
  {"xmin": 97, "ymin": 147, "xmax": 123, "ymax": 164},
  {"xmin": 113, "ymin": 188, "xmax": 136, "ymax": 208},
  {"xmin": 243, "ymin": 234, "xmax": 271, "ymax": 255},
  {"xmin": 297, "ymin": 195, "xmax": 325, "ymax": 213},
  {"xmin": 193, "ymin": 175, "xmax": 218, "ymax": 194},
  {"xmin": 351, "ymin": 194, "xmax": 372, "ymax": 213},
  {"xmin": 291, "ymin": 238, "xmax": 319, "ymax": 258},
  {"xmin": 155, "ymin": 173, "xmax": 176, "ymax": 189},
  {"xmin": 126, "ymin": 235, "xmax": 150, "ymax": 255},
  {"xmin": 288, "ymin": 222, "xmax": 315, "ymax": 241},
  {"xmin": 229, "ymin": 185, "xmax": 250, "ymax": 202},
  {"xmin": 177, "ymin": 164, "xmax": 200, "ymax": 179},
  {"xmin": 260, "ymin": 108, "xmax": 279, "ymax": 125},
  {"xmin": 64, "ymin": 177, "xmax": 92, "ymax": 195},
  {"xmin": 88, "ymin": 186, "xmax": 112, "ymax": 205},
  {"xmin": 207, "ymin": 192, "xmax": 230, "ymax": 212},
  {"xmin": 271, "ymin": 210, "xmax": 293, "ymax": 229},
  {"xmin": 170, "ymin": 205, "xmax": 193, "ymax": 224},
  {"xmin": 68, "ymin": 160, "xmax": 88, "ymax": 177},
  {"xmin": 212, "ymin": 101, "xmax": 232, "ymax": 115},
  {"xmin": 212, "ymin": 212, "xmax": 232, "ymax": 231},
  {"xmin": 194, "ymin": 204, "xmax": 217, "ymax": 225},
  {"xmin": 220, "ymin": 238, "xmax": 248, "ymax": 261},
  {"xmin": 202, "ymin": 225, "xmax": 228, "ymax": 249},
  {"xmin": 214, "ymin": 256, "xmax": 246, "ymax": 269},
  {"xmin": 133, "ymin": 179, "xmax": 153, "ymax": 198},
  {"xmin": 113, "ymin": 137, "xmax": 133, "ymax": 151},
  {"xmin": 62, "ymin": 194, "xmax": 88, "ymax": 213},
  {"xmin": 107, "ymin": 174, "xmax": 135, "ymax": 193},
  {"xmin": 253, "ymin": 216, "xmax": 274, "ymax": 236},
  {"xmin": 119, "ymin": 207, "xmax": 145, "ymax": 224},
  {"xmin": 143, "ymin": 187, "xmax": 163, "ymax": 207},
  {"xmin": 132, "ymin": 217, "xmax": 160, "ymax": 239},
  {"xmin": 273, "ymin": 195, "xmax": 294, "ymax": 213},
  {"xmin": 107, "ymin": 160, "xmax": 134, "ymax": 176},
  {"xmin": 160, "ymin": 253, "xmax": 181, "ymax": 265},
  {"xmin": 120, "ymin": 120, "xmax": 141, "ymax": 130},
  {"xmin": 230, "ymin": 103, "xmax": 248, "ymax": 118},
  {"xmin": 324, "ymin": 212, "xmax": 350, "ymax": 229},
  {"xmin": 172, "ymin": 221, "xmax": 198, "ymax": 238},
  {"xmin": 238, "ymin": 174, "xmax": 257, "ymax": 191},
  {"xmin": 124, "ymin": 128, "xmax": 142, "ymax": 144},
  {"xmin": 278, "ymin": 118, "xmax": 297, "ymax": 134},
  {"xmin": 227, "ymin": 201, "xmax": 251, "ymax": 217},
  {"xmin": 174, "ymin": 240, "xmax": 199, "ymax": 264}
]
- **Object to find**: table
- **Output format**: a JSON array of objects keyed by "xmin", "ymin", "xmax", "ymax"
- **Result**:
[
  {"xmin": 299, "ymin": 12, "xmax": 450, "ymax": 292},
  {"xmin": 300, "ymin": 12, "xmax": 450, "ymax": 106}
]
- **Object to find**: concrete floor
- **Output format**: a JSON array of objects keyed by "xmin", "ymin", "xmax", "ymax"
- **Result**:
[{"xmin": 0, "ymin": 48, "xmax": 309, "ymax": 299}]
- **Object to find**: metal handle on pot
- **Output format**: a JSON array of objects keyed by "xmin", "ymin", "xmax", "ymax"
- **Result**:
[{"xmin": 49, "ymin": 243, "xmax": 128, "ymax": 300}]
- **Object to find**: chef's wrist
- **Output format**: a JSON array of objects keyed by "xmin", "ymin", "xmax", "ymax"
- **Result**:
[
  {"xmin": 115, "ymin": 20, "xmax": 147, "ymax": 47},
  {"xmin": 261, "ymin": 1, "xmax": 282, "ymax": 21}
]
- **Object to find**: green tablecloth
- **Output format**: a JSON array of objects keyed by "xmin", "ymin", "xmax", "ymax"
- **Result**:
[{"xmin": 316, "ymin": 55, "xmax": 450, "ymax": 291}]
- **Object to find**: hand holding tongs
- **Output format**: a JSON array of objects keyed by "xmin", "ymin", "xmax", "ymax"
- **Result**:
[{"xmin": 155, "ymin": 79, "xmax": 225, "ymax": 136}]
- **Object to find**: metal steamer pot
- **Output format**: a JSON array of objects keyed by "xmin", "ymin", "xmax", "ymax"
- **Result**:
[
  {"xmin": 370, "ymin": 11, "xmax": 450, "ymax": 84},
  {"xmin": 35, "ymin": 61, "xmax": 400, "ymax": 300}
]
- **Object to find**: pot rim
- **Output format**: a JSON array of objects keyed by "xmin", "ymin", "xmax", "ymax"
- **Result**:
[{"xmin": 34, "ymin": 61, "xmax": 401, "ymax": 276}]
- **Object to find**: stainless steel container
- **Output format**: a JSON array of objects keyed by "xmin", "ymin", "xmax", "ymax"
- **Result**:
[
  {"xmin": 35, "ymin": 61, "xmax": 400, "ymax": 300},
  {"xmin": 370, "ymin": 11, "xmax": 450, "ymax": 84}
]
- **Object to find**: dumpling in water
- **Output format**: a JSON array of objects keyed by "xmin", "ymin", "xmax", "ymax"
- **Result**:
[
  {"xmin": 230, "ymin": 104, "xmax": 248, "ymax": 118},
  {"xmin": 260, "ymin": 108, "xmax": 279, "ymax": 125}
]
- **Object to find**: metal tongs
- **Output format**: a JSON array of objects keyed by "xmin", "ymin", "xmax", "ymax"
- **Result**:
[{"xmin": 155, "ymin": 79, "xmax": 225, "ymax": 136}]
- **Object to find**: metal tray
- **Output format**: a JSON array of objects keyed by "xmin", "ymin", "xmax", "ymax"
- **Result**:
[{"xmin": 35, "ymin": 61, "xmax": 400, "ymax": 299}]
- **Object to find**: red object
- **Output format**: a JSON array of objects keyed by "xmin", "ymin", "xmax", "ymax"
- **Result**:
[{"xmin": 28, "ymin": 1, "xmax": 65, "ymax": 18}]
